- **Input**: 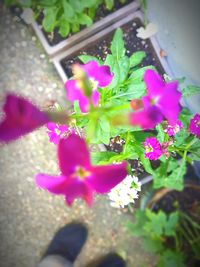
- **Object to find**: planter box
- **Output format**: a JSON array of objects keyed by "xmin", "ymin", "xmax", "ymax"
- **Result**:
[
  {"xmin": 31, "ymin": 1, "xmax": 140, "ymax": 57},
  {"xmin": 52, "ymin": 11, "xmax": 173, "ymax": 83}
]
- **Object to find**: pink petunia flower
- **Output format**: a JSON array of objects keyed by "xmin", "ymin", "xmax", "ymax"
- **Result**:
[
  {"xmin": 130, "ymin": 105, "xmax": 163, "ymax": 129},
  {"xmin": 163, "ymin": 120, "xmax": 183, "ymax": 136},
  {"xmin": 130, "ymin": 70, "xmax": 181, "ymax": 129},
  {"xmin": 36, "ymin": 134, "xmax": 127, "ymax": 206},
  {"xmin": 65, "ymin": 61, "xmax": 113, "ymax": 113},
  {"xmin": 189, "ymin": 113, "xmax": 200, "ymax": 138},
  {"xmin": 46, "ymin": 122, "xmax": 69, "ymax": 145},
  {"xmin": 143, "ymin": 137, "xmax": 163, "ymax": 160},
  {"xmin": 0, "ymin": 94, "xmax": 50, "ymax": 143}
]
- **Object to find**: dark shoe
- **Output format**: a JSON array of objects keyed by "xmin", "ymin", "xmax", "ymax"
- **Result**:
[
  {"xmin": 96, "ymin": 253, "xmax": 126, "ymax": 267},
  {"xmin": 44, "ymin": 222, "xmax": 88, "ymax": 263}
]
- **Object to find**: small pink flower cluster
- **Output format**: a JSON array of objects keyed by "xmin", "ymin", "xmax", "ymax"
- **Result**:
[
  {"xmin": 189, "ymin": 113, "xmax": 200, "ymax": 139},
  {"xmin": 143, "ymin": 137, "xmax": 173, "ymax": 161},
  {"xmin": 164, "ymin": 121, "xmax": 183, "ymax": 136}
]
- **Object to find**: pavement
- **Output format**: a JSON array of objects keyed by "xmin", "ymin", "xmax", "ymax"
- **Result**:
[{"xmin": 0, "ymin": 4, "xmax": 155, "ymax": 267}]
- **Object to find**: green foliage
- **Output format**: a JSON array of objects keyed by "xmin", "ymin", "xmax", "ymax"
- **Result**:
[
  {"xmin": 181, "ymin": 85, "xmax": 200, "ymax": 98},
  {"xmin": 157, "ymin": 250, "xmax": 186, "ymax": 267},
  {"xmin": 153, "ymin": 158, "xmax": 186, "ymax": 191},
  {"xmin": 156, "ymin": 124, "xmax": 165, "ymax": 143},
  {"xmin": 129, "ymin": 51, "xmax": 146, "ymax": 67},
  {"xmin": 91, "ymin": 151, "xmax": 117, "ymax": 165},
  {"xmin": 127, "ymin": 209, "xmax": 186, "ymax": 266},
  {"xmin": 4, "ymin": 0, "xmax": 129, "ymax": 37},
  {"xmin": 110, "ymin": 28, "xmax": 125, "ymax": 60},
  {"xmin": 78, "ymin": 55, "xmax": 103, "ymax": 65}
]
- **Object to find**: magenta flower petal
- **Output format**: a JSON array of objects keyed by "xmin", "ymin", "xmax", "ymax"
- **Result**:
[
  {"xmin": 144, "ymin": 69, "xmax": 165, "ymax": 96},
  {"xmin": 58, "ymin": 134, "xmax": 90, "ymax": 176},
  {"xmin": 36, "ymin": 135, "xmax": 128, "ymax": 207},
  {"xmin": 143, "ymin": 137, "xmax": 162, "ymax": 160},
  {"xmin": 88, "ymin": 162, "xmax": 127, "ymax": 194},
  {"xmin": 35, "ymin": 174, "xmax": 67, "ymax": 194},
  {"xmin": 83, "ymin": 61, "xmax": 113, "ymax": 87},
  {"xmin": 144, "ymin": 70, "xmax": 181, "ymax": 125},
  {"xmin": 65, "ymin": 80, "xmax": 82, "ymax": 101},
  {"xmin": 189, "ymin": 113, "xmax": 200, "ymax": 138},
  {"xmin": 130, "ymin": 106, "xmax": 163, "ymax": 129},
  {"xmin": 0, "ymin": 94, "xmax": 49, "ymax": 143},
  {"xmin": 65, "ymin": 79, "xmax": 93, "ymax": 113},
  {"xmin": 91, "ymin": 90, "xmax": 100, "ymax": 107},
  {"xmin": 64, "ymin": 179, "xmax": 93, "ymax": 206},
  {"xmin": 158, "ymin": 81, "xmax": 181, "ymax": 124}
]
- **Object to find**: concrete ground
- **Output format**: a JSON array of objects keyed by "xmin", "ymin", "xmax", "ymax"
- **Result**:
[{"xmin": 0, "ymin": 4, "xmax": 154, "ymax": 267}]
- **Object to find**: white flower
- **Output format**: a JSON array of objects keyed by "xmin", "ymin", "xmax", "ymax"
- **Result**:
[{"xmin": 108, "ymin": 175, "xmax": 141, "ymax": 209}]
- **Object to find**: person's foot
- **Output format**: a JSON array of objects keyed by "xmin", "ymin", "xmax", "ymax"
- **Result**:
[
  {"xmin": 44, "ymin": 222, "xmax": 88, "ymax": 263},
  {"xmin": 96, "ymin": 253, "xmax": 126, "ymax": 267}
]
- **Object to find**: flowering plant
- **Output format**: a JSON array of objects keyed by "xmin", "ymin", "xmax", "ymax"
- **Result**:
[
  {"xmin": 0, "ymin": 28, "xmax": 200, "ymax": 207},
  {"xmin": 66, "ymin": 29, "xmax": 200, "ymax": 196}
]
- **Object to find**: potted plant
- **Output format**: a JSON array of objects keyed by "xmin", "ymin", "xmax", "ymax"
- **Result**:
[{"xmin": 4, "ymin": 0, "xmax": 140, "ymax": 55}]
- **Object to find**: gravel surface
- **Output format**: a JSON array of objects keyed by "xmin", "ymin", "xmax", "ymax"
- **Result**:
[{"xmin": 0, "ymin": 4, "xmax": 155, "ymax": 267}]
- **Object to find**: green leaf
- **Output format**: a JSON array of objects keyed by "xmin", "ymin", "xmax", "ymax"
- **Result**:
[
  {"xmin": 105, "ymin": 54, "xmax": 115, "ymax": 69},
  {"xmin": 140, "ymin": 154, "xmax": 154, "ymax": 175},
  {"xmin": 38, "ymin": 0, "xmax": 57, "ymax": 6},
  {"xmin": 188, "ymin": 150, "xmax": 200, "ymax": 161},
  {"xmin": 99, "ymin": 116, "xmax": 111, "ymax": 145},
  {"xmin": 91, "ymin": 151, "xmax": 117, "ymax": 165},
  {"xmin": 174, "ymin": 129, "xmax": 190, "ymax": 146},
  {"xmin": 178, "ymin": 108, "xmax": 192, "ymax": 127},
  {"xmin": 59, "ymin": 17, "xmax": 70, "ymax": 37},
  {"xmin": 73, "ymin": 101, "xmax": 81, "ymax": 114},
  {"xmin": 69, "ymin": 0, "xmax": 84, "ymax": 13},
  {"xmin": 182, "ymin": 85, "xmax": 200, "ymax": 98},
  {"xmin": 78, "ymin": 55, "xmax": 103, "ymax": 65},
  {"xmin": 164, "ymin": 212, "xmax": 178, "ymax": 236},
  {"xmin": 78, "ymin": 13, "xmax": 93, "ymax": 26},
  {"xmin": 156, "ymin": 124, "xmax": 165, "ymax": 143},
  {"xmin": 123, "ymin": 143, "xmax": 138, "ymax": 160},
  {"xmin": 81, "ymin": 0, "xmax": 97, "ymax": 8},
  {"xmin": 129, "ymin": 65, "xmax": 156, "ymax": 81},
  {"xmin": 158, "ymin": 250, "xmax": 186, "ymax": 267},
  {"xmin": 99, "ymin": 116, "xmax": 110, "ymax": 132},
  {"xmin": 130, "ymin": 51, "xmax": 146, "ymax": 67},
  {"xmin": 153, "ymin": 159, "xmax": 186, "ymax": 191},
  {"xmin": 42, "ymin": 7, "xmax": 57, "ymax": 32},
  {"xmin": 124, "ymin": 82, "xmax": 146, "ymax": 100},
  {"xmin": 119, "ymin": 56, "xmax": 130, "ymax": 83},
  {"xmin": 88, "ymin": 6, "xmax": 96, "ymax": 19},
  {"xmin": 71, "ymin": 23, "xmax": 80, "ymax": 33},
  {"xmin": 110, "ymin": 28, "xmax": 125, "ymax": 60},
  {"xmin": 105, "ymin": 0, "xmax": 114, "ymax": 10},
  {"xmin": 107, "ymin": 57, "xmax": 120, "ymax": 90},
  {"xmin": 62, "ymin": 0, "xmax": 75, "ymax": 19},
  {"xmin": 126, "ymin": 210, "xmax": 147, "ymax": 237},
  {"xmin": 143, "ymin": 238, "xmax": 164, "ymax": 253},
  {"xmin": 145, "ymin": 210, "xmax": 167, "ymax": 237}
]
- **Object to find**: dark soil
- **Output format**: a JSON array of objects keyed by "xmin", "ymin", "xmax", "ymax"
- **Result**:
[
  {"xmin": 61, "ymin": 18, "xmax": 165, "ymax": 77},
  {"xmin": 152, "ymin": 164, "xmax": 200, "ymax": 219},
  {"xmin": 37, "ymin": 0, "xmax": 133, "ymax": 46}
]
